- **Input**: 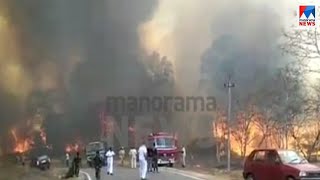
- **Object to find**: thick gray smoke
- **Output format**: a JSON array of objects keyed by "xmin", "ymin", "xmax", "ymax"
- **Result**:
[
  {"xmin": 200, "ymin": 4, "xmax": 284, "ymax": 105},
  {"xmin": 174, "ymin": 2, "xmax": 287, "ymax": 145},
  {"xmin": 0, "ymin": 0, "xmax": 290, "ymax": 153},
  {"xmin": 0, "ymin": 0, "xmax": 159, "ymax": 152}
]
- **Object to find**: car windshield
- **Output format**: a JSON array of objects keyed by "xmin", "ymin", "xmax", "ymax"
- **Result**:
[
  {"xmin": 86, "ymin": 143, "xmax": 104, "ymax": 152},
  {"xmin": 38, "ymin": 155, "xmax": 49, "ymax": 161},
  {"xmin": 278, "ymin": 150, "xmax": 306, "ymax": 164},
  {"xmin": 155, "ymin": 137, "xmax": 175, "ymax": 148}
]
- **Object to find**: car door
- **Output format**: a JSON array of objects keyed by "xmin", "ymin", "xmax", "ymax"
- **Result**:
[
  {"xmin": 251, "ymin": 150, "xmax": 268, "ymax": 180},
  {"xmin": 265, "ymin": 150, "xmax": 283, "ymax": 180}
]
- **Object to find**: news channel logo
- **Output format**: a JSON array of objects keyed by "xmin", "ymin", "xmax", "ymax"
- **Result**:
[{"xmin": 298, "ymin": 5, "xmax": 317, "ymax": 28}]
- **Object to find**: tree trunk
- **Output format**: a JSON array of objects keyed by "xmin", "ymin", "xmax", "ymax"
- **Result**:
[
  {"xmin": 291, "ymin": 133, "xmax": 308, "ymax": 159},
  {"xmin": 258, "ymin": 134, "xmax": 267, "ymax": 148},
  {"xmin": 213, "ymin": 122, "xmax": 221, "ymax": 163},
  {"xmin": 216, "ymin": 141, "xmax": 221, "ymax": 163},
  {"xmin": 243, "ymin": 142, "xmax": 247, "ymax": 160},
  {"xmin": 307, "ymin": 130, "xmax": 320, "ymax": 161}
]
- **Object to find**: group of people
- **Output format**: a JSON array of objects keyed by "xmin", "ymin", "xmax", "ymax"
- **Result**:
[
  {"xmin": 64, "ymin": 148, "xmax": 115, "ymax": 179},
  {"xmin": 138, "ymin": 143, "xmax": 187, "ymax": 180},
  {"xmin": 63, "ymin": 152, "xmax": 82, "ymax": 179},
  {"xmin": 86, "ymin": 143, "xmax": 153, "ymax": 180},
  {"xmin": 63, "ymin": 143, "xmax": 186, "ymax": 180},
  {"xmin": 92, "ymin": 147, "xmax": 115, "ymax": 179},
  {"xmin": 147, "ymin": 143, "xmax": 159, "ymax": 173}
]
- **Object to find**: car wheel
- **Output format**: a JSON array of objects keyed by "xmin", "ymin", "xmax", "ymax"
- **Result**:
[{"xmin": 246, "ymin": 174, "xmax": 254, "ymax": 180}]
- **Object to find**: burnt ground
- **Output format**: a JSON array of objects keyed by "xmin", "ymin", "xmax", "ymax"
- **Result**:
[
  {"xmin": 0, "ymin": 155, "xmax": 70, "ymax": 180},
  {"xmin": 0, "ymin": 163, "xmax": 60, "ymax": 180},
  {"xmin": 181, "ymin": 141, "xmax": 244, "ymax": 179},
  {"xmin": 178, "ymin": 154, "xmax": 243, "ymax": 180}
]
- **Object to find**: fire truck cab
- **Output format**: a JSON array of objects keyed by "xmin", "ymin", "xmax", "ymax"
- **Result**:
[{"xmin": 147, "ymin": 132, "xmax": 179, "ymax": 167}]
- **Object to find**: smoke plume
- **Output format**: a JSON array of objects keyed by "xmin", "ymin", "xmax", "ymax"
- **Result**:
[
  {"xmin": 0, "ymin": 0, "xmax": 158, "ymax": 152},
  {"xmin": 0, "ymin": 0, "xmax": 294, "ymax": 152},
  {"xmin": 141, "ymin": 0, "xmax": 287, "ymax": 142}
]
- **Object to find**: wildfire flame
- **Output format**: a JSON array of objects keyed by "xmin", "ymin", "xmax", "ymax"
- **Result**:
[
  {"xmin": 214, "ymin": 109, "xmax": 320, "ymax": 158},
  {"xmin": 100, "ymin": 110, "xmax": 114, "ymax": 139},
  {"xmin": 65, "ymin": 141, "xmax": 84, "ymax": 153},
  {"xmin": 40, "ymin": 128, "xmax": 47, "ymax": 145},
  {"xmin": 10, "ymin": 113, "xmax": 49, "ymax": 154},
  {"xmin": 11, "ymin": 129, "xmax": 34, "ymax": 153}
]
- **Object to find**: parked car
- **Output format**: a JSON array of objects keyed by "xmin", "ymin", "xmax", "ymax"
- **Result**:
[
  {"xmin": 30, "ymin": 155, "xmax": 51, "ymax": 170},
  {"xmin": 243, "ymin": 149, "xmax": 320, "ymax": 180}
]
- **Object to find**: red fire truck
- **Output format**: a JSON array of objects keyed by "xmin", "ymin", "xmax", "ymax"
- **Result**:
[{"xmin": 147, "ymin": 132, "xmax": 180, "ymax": 167}]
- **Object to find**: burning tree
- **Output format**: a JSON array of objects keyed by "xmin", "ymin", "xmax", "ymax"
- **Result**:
[
  {"xmin": 291, "ymin": 80, "xmax": 320, "ymax": 160},
  {"xmin": 280, "ymin": 27, "xmax": 320, "ymax": 159},
  {"xmin": 231, "ymin": 105, "xmax": 258, "ymax": 158},
  {"xmin": 213, "ymin": 108, "xmax": 227, "ymax": 163}
]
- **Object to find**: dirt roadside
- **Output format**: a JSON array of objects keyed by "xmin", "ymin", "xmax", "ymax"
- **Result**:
[
  {"xmin": 0, "ymin": 164, "xmax": 59, "ymax": 180},
  {"xmin": 0, "ymin": 159, "xmax": 79, "ymax": 180}
]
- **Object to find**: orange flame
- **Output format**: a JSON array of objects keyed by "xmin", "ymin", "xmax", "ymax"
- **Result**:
[
  {"xmin": 213, "ymin": 109, "xmax": 320, "ymax": 157},
  {"xmin": 11, "ymin": 129, "xmax": 34, "ymax": 153},
  {"xmin": 40, "ymin": 128, "xmax": 47, "ymax": 145},
  {"xmin": 65, "ymin": 143, "xmax": 83, "ymax": 153}
]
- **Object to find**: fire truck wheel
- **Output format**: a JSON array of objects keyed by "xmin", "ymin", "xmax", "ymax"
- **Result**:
[{"xmin": 169, "ymin": 163, "xmax": 173, "ymax": 167}]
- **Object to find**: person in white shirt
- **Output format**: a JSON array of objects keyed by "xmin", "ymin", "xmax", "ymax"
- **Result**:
[
  {"xmin": 129, "ymin": 147, "xmax": 137, "ymax": 168},
  {"xmin": 138, "ymin": 142, "xmax": 148, "ymax": 180},
  {"xmin": 119, "ymin": 147, "xmax": 125, "ymax": 166},
  {"xmin": 65, "ymin": 153, "xmax": 70, "ymax": 167},
  {"xmin": 181, "ymin": 146, "xmax": 186, "ymax": 168},
  {"xmin": 105, "ymin": 147, "xmax": 115, "ymax": 175}
]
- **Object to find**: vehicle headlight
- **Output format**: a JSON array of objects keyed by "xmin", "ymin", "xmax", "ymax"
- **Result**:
[{"xmin": 299, "ymin": 171, "xmax": 307, "ymax": 176}]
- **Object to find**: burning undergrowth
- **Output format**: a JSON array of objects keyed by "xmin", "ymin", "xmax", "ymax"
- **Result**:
[
  {"xmin": 8, "ymin": 112, "xmax": 52, "ymax": 155},
  {"xmin": 65, "ymin": 141, "xmax": 85, "ymax": 154}
]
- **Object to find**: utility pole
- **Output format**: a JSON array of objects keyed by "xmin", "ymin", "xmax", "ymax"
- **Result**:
[{"xmin": 224, "ymin": 76, "xmax": 235, "ymax": 172}]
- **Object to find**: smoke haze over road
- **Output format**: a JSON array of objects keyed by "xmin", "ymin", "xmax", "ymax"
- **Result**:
[{"xmin": 0, "ymin": 0, "xmax": 296, "ymax": 153}]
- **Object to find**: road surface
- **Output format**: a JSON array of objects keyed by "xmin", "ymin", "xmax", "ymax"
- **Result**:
[{"xmin": 80, "ymin": 166, "xmax": 217, "ymax": 180}]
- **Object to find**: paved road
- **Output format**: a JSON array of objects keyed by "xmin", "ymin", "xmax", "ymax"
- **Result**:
[{"xmin": 80, "ymin": 166, "xmax": 216, "ymax": 180}]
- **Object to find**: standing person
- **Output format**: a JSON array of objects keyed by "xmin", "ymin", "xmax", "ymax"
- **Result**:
[
  {"xmin": 65, "ymin": 152, "xmax": 70, "ymax": 167},
  {"xmin": 138, "ymin": 141, "xmax": 148, "ymax": 180},
  {"xmin": 21, "ymin": 154, "xmax": 25, "ymax": 166},
  {"xmin": 152, "ymin": 143, "xmax": 159, "ymax": 173},
  {"xmin": 181, "ymin": 146, "xmax": 186, "ymax": 168},
  {"xmin": 118, "ymin": 147, "xmax": 125, "ymax": 166},
  {"xmin": 106, "ymin": 147, "xmax": 115, "ymax": 175},
  {"xmin": 73, "ymin": 152, "xmax": 82, "ymax": 177},
  {"xmin": 129, "ymin": 147, "xmax": 137, "ymax": 168},
  {"xmin": 147, "ymin": 147, "xmax": 153, "ymax": 172},
  {"xmin": 93, "ymin": 151, "xmax": 103, "ymax": 180}
]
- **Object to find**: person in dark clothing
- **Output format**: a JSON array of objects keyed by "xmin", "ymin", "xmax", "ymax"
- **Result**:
[
  {"xmin": 147, "ymin": 147, "xmax": 154, "ymax": 172},
  {"xmin": 63, "ymin": 159, "xmax": 77, "ymax": 179},
  {"xmin": 93, "ymin": 151, "xmax": 103, "ymax": 180},
  {"xmin": 152, "ymin": 145, "xmax": 159, "ymax": 173},
  {"xmin": 63, "ymin": 154, "xmax": 79, "ymax": 179},
  {"xmin": 73, "ymin": 152, "xmax": 81, "ymax": 177}
]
